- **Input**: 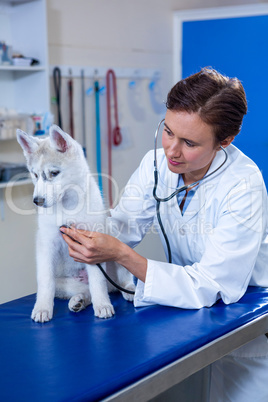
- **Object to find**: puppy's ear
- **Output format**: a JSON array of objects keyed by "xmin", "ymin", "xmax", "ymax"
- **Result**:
[
  {"xmin": 49, "ymin": 125, "xmax": 72, "ymax": 153},
  {"xmin": 17, "ymin": 129, "xmax": 39, "ymax": 155}
]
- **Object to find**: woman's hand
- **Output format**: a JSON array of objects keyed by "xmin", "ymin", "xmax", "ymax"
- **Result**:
[
  {"xmin": 60, "ymin": 226, "xmax": 122, "ymax": 265},
  {"xmin": 60, "ymin": 226, "xmax": 148, "ymax": 282}
]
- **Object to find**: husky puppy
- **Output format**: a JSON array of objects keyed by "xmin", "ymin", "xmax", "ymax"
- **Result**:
[{"xmin": 17, "ymin": 125, "xmax": 135, "ymax": 322}]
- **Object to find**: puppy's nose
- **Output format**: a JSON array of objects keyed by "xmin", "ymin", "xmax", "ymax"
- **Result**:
[{"xmin": 33, "ymin": 197, "xmax": 45, "ymax": 206}]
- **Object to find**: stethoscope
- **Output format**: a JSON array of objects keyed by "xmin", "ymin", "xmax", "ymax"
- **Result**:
[{"xmin": 152, "ymin": 118, "xmax": 228, "ymax": 263}]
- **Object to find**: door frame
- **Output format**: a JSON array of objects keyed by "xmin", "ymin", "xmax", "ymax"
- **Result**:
[{"xmin": 173, "ymin": 4, "xmax": 268, "ymax": 83}]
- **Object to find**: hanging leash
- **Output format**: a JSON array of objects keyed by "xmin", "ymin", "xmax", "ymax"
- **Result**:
[
  {"xmin": 68, "ymin": 69, "xmax": 74, "ymax": 138},
  {"xmin": 106, "ymin": 69, "xmax": 122, "ymax": 207},
  {"xmin": 81, "ymin": 69, "xmax": 87, "ymax": 157},
  {"xmin": 53, "ymin": 67, "xmax": 63, "ymax": 129},
  {"xmin": 94, "ymin": 78, "xmax": 103, "ymax": 195}
]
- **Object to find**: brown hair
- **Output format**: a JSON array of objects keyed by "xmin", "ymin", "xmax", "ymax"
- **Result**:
[{"xmin": 166, "ymin": 67, "xmax": 248, "ymax": 143}]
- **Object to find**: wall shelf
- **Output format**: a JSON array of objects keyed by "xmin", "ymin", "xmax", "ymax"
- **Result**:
[
  {"xmin": 0, "ymin": 0, "xmax": 37, "ymax": 5},
  {"xmin": 0, "ymin": 65, "xmax": 46, "ymax": 72},
  {"xmin": 0, "ymin": 178, "xmax": 32, "ymax": 189}
]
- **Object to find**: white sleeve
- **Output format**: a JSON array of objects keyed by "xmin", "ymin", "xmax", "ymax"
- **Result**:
[
  {"xmin": 134, "ymin": 175, "xmax": 267, "ymax": 309},
  {"xmin": 108, "ymin": 150, "xmax": 156, "ymax": 248}
]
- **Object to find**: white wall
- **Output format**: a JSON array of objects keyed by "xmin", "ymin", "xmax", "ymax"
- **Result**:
[
  {"xmin": 0, "ymin": 0, "xmax": 265, "ymax": 304},
  {"xmin": 0, "ymin": 183, "xmax": 37, "ymax": 303}
]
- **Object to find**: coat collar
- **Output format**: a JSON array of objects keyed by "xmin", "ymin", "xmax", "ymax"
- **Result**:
[{"xmin": 162, "ymin": 146, "xmax": 232, "ymax": 223}]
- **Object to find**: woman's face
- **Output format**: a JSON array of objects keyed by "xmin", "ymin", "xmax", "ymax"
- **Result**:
[{"xmin": 162, "ymin": 109, "xmax": 219, "ymax": 185}]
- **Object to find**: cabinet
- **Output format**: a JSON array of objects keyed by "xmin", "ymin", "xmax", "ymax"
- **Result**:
[
  {"xmin": 0, "ymin": 0, "xmax": 49, "ymax": 114},
  {"xmin": 0, "ymin": 0, "xmax": 50, "ymax": 304},
  {"xmin": 0, "ymin": 0, "xmax": 49, "ymax": 159}
]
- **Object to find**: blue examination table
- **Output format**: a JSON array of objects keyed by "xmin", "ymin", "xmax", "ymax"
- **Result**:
[{"xmin": 0, "ymin": 287, "xmax": 268, "ymax": 401}]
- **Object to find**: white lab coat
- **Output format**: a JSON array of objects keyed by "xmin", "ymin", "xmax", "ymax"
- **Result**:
[
  {"xmin": 110, "ymin": 144, "xmax": 268, "ymax": 309},
  {"xmin": 109, "ymin": 144, "xmax": 268, "ymax": 401}
]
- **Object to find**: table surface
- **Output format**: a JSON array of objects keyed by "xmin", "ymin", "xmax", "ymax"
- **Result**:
[{"xmin": 0, "ymin": 287, "xmax": 268, "ymax": 401}]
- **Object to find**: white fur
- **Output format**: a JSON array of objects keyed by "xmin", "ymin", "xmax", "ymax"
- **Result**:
[{"xmin": 17, "ymin": 125, "xmax": 135, "ymax": 322}]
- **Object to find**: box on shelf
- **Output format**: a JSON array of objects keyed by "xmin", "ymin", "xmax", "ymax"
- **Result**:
[{"xmin": 0, "ymin": 114, "xmax": 33, "ymax": 140}]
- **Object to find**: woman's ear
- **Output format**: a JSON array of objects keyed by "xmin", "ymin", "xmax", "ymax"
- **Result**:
[{"xmin": 220, "ymin": 136, "xmax": 235, "ymax": 148}]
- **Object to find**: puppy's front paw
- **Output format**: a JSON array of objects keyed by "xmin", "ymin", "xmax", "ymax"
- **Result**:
[
  {"xmin": 31, "ymin": 303, "xmax": 53, "ymax": 322},
  {"xmin": 122, "ymin": 283, "xmax": 136, "ymax": 302},
  {"xmin": 31, "ymin": 304, "xmax": 53, "ymax": 323},
  {"xmin": 93, "ymin": 303, "xmax": 115, "ymax": 319}
]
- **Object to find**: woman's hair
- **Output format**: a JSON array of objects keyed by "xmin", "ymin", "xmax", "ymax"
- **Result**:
[{"xmin": 166, "ymin": 67, "xmax": 248, "ymax": 143}]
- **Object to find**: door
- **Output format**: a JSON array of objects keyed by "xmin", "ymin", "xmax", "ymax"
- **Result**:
[{"xmin": 174, "ymin": 5, "xmax": 268, "ymax": 185}]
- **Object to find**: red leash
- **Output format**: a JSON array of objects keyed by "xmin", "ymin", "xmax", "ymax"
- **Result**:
[{"xmin": 106, "ymin": 69, "xmax": 122, "ymax": 207}]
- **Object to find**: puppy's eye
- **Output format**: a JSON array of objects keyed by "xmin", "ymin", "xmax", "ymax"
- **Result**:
[
  {"xmin": 33, "ymin": 173, "xmax": 38, "ymax": 179},
  {"xmin": 50, "ymin": 170, "xmax": 60, "ymax": 178}
]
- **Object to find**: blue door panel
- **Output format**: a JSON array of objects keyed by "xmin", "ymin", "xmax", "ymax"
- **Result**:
[{"xmin": 182, "ymin": 16, "xmax": 268, "ymax": 184}]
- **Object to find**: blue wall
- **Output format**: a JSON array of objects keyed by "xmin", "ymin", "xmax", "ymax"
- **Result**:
[{"xmin": 182, "ymin": 16, "xmax": 268, "ymax": 185}]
